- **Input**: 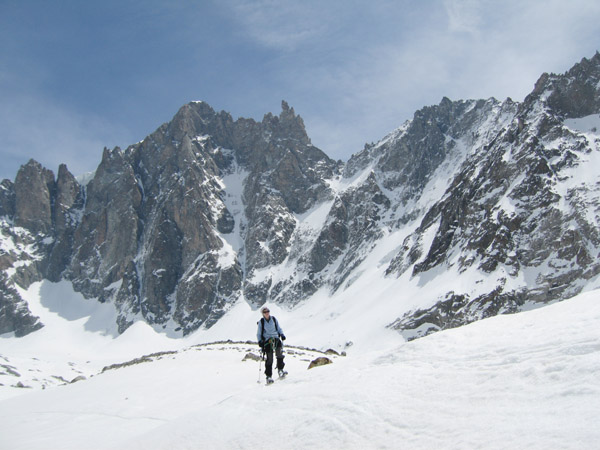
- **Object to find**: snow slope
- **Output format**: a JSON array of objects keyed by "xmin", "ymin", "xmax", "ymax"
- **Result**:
[
  {"xmin": 0, "ymin": 281, "xmax": 186, "ymax": 395},
  {"xmin": 1, "ymin": 285, "xmax": 599, "ymax": 449}
]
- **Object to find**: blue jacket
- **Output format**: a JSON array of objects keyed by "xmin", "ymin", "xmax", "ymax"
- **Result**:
[{"xmin": 257, "ymin": 316, "xmax": 284, "ymax": 342}]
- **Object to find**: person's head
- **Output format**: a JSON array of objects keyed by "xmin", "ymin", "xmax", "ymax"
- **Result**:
[{"xmin": 261, "ymin": 306, "xmax": 270, "ymax": 318}]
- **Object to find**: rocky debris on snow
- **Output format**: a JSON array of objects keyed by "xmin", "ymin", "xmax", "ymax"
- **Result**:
[
  {"xmin": 324, "ymin": 349, "xmax": 343, "ymax": 356},
  {"xmin": 242, "ymin": 352, "xmax": 262, "ymax": 362},
  {"xmin": 308, "ymin": 357, "xmax": 333, "ymax": 370},
  {"xmin": 102, "ymin": 350, "xmax": 179, "ymax": 373},
  {"xmin": 0, "ymin": 363, "xmax": 21, "ymax": 378},
  {"xmin": 52, "ymin": 375, "xmax": 70, "ymax": 384}
]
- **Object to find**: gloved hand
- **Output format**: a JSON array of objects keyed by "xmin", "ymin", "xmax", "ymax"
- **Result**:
[
  {"xmin": 280, "ymin": 334, "xmax": 286, "ymax": 341},
  {"xmin": 259, "ymin": 339, "xmax": 265, "ymax": 349}
]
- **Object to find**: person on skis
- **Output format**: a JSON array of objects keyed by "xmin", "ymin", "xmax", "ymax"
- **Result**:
[{"xmin": 257, "ymin": 306, "xmax": 287, "ymax": 383}]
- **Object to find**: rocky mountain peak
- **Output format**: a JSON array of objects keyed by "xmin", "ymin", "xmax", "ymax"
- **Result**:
[
  {"xmin": 166, "ymin": 101, "xmax": 234, "ymax": 145},
  {"xmin": 13, "ymin": 159, "xmax": 55, "ymax": 235},
  {"xmin": 527, "ymin": 52, "xmax": 600, "ymax": 118},
  {"xmin": 258, "ymin": 100, "xmax": 311, "ymax": 147},
  {"xmin": 564, "ymin": 51, "xmax": 600, "ymax": 83}
]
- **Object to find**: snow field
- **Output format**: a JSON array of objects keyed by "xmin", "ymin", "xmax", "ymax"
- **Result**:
[
  {"xmin": 0, "ymin": 342, "xmax": 341, "ymax": 450},
  {"xmin": 0, "ymin": 281, "xmax": 187, "ymax": 395},
  {"xmin": 1, "ymin": 288, "xmax": 599, "ymax": 449}
]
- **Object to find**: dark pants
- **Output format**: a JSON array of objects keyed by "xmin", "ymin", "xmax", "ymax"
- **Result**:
[{"xmin": 264, "ymin": 338, "xmax": 284, "ymax": 377}]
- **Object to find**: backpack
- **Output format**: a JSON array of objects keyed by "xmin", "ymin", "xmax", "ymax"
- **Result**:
[{"xmin": 258, "ymin": 316, "xmax": 280, "ymax": 342}]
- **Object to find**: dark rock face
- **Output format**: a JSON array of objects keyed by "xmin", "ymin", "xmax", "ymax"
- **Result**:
[
  {"xmin": 0, "ymin": 100, "xmax": 339, "ymax": 336},
  {"xmin": 67, "ymin": 147, "xmax": 142, "ymax": 303},
  {"xmin": 0, "ymin": 161, "xmax": 85, "ymax": 336},
  {"xmin": 0, "ymin": 273, "xmax": 42, "ymax": 337},
  {"xmin": 14, "ymin": 160, "xmax": 55, "ymax": 236},
  {"xmin": 532, "ymin": 52, "xmax": 600, "ymax": 119},
  {"xmin": 306, "ymin": 172, "xmax": 391, "ymax": 292},
  {"xmin": 46, "ymin": 164, "xmax": 85, "ymax": 281},
  {"xmin": 389, "ymin": 289, "xmax": 528, "ymax": 341},
  {"xmin": 0, "ymin": 180, "xmax": 15, "ymax": 218},
  {"xmin": 2, "ymin": 53, "xmax": 600, "ymax": 339},
  {"xmin": 384, "ymin": 53, "xmax": 600, "ymax": 339}
]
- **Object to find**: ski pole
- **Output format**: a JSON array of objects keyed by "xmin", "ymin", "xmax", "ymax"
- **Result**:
[{"xmin": 257, "ymin": 349, "xmax": 263, "ymax": 384}]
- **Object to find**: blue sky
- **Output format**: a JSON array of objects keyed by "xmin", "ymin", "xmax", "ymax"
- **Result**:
[{"xmin": 1, "ymin": 0, "xmax": 599, "ymax": 180}]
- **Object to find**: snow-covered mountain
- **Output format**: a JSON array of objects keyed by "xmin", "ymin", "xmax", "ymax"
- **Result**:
[
  {"xmin": 2, "ymin": 52, "xmax": 600, "ymax": 342},
  {"xmin": 2, "ymin": 52, "xmax": 600, "ymax": 448}
]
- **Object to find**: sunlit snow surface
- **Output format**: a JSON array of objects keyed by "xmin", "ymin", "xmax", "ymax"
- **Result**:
[{"xmin": 1, "ymin": 280, "xmax": 599, "ymax": 449}]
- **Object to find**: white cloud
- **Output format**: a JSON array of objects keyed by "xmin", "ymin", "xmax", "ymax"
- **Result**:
[
  {"xmin": 443, "ymin": 0, "xmax": 483, "ymax": 34},
  {"xmin": 221, "ymin": 0, "xmax": 338, "ymax": 51}
]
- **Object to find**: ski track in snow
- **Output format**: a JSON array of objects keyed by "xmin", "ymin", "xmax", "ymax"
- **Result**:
[{"xmin": 1, "ymin": 282, "xmax": 599, "ymax": 449}]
